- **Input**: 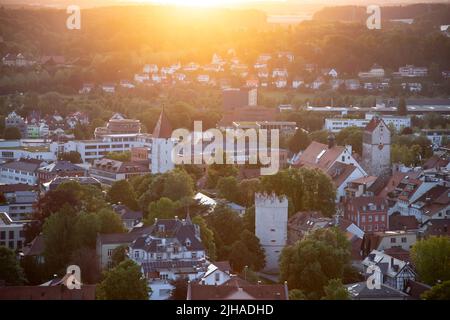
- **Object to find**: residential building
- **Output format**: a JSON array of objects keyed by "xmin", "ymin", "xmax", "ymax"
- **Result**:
[
  {"xmin": 141, "ymin": 260, "xmax": 206, "ymax": 300},
  {"xmin": 362, "ymin": 117, "xmax": 391, "ymax": 177},
  {"xmin": 0, "ymin": 158, "xmax": 46, "ymax": 185},
  {"xmin": 346, "ymin": 282, "xmax": 409, "ymax": 300},
  {"xmin": 344, "ymin": 196, "xmax": 389, "ymax": 232},
  {"xmin": 324, "ymin": 114, "xmax": 411, "ymax": 133},
  {"xmin": 5, "ymin": 111, "xmax": 27, "ymax": 138},
  {"xmin": 44, "ymin": 176, "xmax": 101, "ymax": 192},
  {"xmin": 408, "ymin": 185, "xmax": 450, "ymax": 223},
  {"xmin": 112, "ymin": 204, "xmax": 143, "ymax": 231},
  {"xmin": 94, "ymin": 113, "xmax": 141, "ymax": 139},
  {"xmin": 129, "ymin": 217, "xmax": 205, "ymax": 264},
  {"xmin": 362, "ymin": 250, "xmax": 416, "ymax": 291},
  {"xmin": 0, "ymin": 184, "xmax": 38, "ymax": 221},
  {"xmin": 199, "ymin": 261, "xmax": 232, "ymax": 285},
  {"xmin": 96, "ymin": 232, "xmax": 143, "ymax": 269},
  {"xmin": 397, "ymin": 65, "xmax": 428, "ymax": 78},
  {"xmin": 421, "ymin": 129, "xmax": 450, "ymax": 148},
  {"xmin": 0, "ymin": 140, "xmax": 55, "ymax": 162},
  {"xmin": 255, "ymin": 193, "xmax": 288, "ymax": 272},
  {"xmin": 38, "ymin": 161, "xmax": 86, "ymax": 184},
  {"xmin": 361, "ymin": 230, "xmax": 417, "ymax": 256},
  {"xmin": 358, "ymin": 64, "xmax": 385, "ymax": 78},
  {"xmin": 0, "ymin": 212, "xmax": 25, "ymax": 250},
  {"xmin": 89, "ymin": 158, "xmax": 149, "ymax": 185},
  {"xmin": 187, "ymin": 277, "xmax": 289, "ymax": 300},
  {"xmin": 345, "ymin": 176, "xmax": 378, "ymax": 198}
]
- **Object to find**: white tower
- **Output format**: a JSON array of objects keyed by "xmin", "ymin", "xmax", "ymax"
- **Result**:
[
  {"xmin": 151, "ymin": 109, "xmax": 175, "ymax": 174},
  {"xmin": 255, "ymin": 193, "xmax": 288, "ymax": 272},
  {"xmin": 362, "ymin": 116, "xmax": 391, "ymax": 176}
]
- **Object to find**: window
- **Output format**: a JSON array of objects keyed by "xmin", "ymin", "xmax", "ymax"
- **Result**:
[
  {"xmin": 361, "ymin": 216, "xmax": 366, "ymax": 222},
  {"xmin": 368, "ymin": 216, "xmax": 373, "ymax": 222},
  {"xmin": 0, "ymin": 231, "xmax": 5, "ymax": 240},
  {"xmin": 381, "ymin": 216, "xmax": 385, "ymax": 222},
  {"xmin": 270, "ymin": 229, "xmax": 276, "ymax": 232},
  {"xmin": 367, "ymin": 225, "xmax": 372, "ymax": 232},
  {"xmin": 215, "ymin": 273, "xmax": 220, "ymax": 282},
  {"xmin": 134, "ymin": 251, "xmax": 140, "ymax": 259},
  {"xmin": 401, "ymin": 237, "xmax": 407, "ymax": 243},
  {"xmin": 107, "ymin": 249, "xmax": 113, "ymax": 257},
  {"xmin": 391, "ymin": 238, "xmax": 396, "ymax": 243},
  {"xmin": 192, "ymin": 252, "xmax": 197, "ymax": 259},
  {"xmin": 9, "ymin": 231, "xmax": 14, "ymax": 239},
  {"xmin": 8, "ymin": 241, "xmax": 14, "ymax": 249},
  {"xmin": 375, "ymin": 216, "xmax": 379, "ymax": 222}
]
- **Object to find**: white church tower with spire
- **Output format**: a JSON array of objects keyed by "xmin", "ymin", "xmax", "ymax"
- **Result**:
[
  {"xmin": 151, "ymin": 109, "xmax": 175, "ymax": 174},
  {"xmin": 255, "ymin": 193, "xmax": 288, "ymax": 272}
]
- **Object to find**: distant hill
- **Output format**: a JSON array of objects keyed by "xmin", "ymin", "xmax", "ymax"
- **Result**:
[{"xmin": 313, "ymin": 3, "xmax": 450, "ymax": 26}]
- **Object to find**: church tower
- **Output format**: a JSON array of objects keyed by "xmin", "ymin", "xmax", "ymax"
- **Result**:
[
  {"xmin": 362, "ymin": 116, "xmax": 391, "ymax": 176},
  {"xmin": 255, "ymin": 193, "xmax": 288, "ymax": 272},
  {"xmin": 151, "ymin": 109, "xmax": 175, "ymax": 174}
]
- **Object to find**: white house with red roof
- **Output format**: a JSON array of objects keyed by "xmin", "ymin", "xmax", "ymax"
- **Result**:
[{"xmin": 293, "ymin": 135, "xmax": 367, "ymax": 201}]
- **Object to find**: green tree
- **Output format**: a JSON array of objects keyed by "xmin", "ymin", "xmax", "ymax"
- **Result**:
[
  {"xmin": 398, "ymin": 97, "xmax": 407, "ymax": 116},
  {"xmin": 146, "ymin": 197, "xmax": 179, "ymax": 224},
  {"xmin": 289, "ymin": 289, "xmax": 306, "ymax": 300},
  {"xmin": 192, "ymin": 215, "xmax": 216, "ymax": 261},
  {"xmin": 238, "ymin": 179, "xmax": 261, "ymax": 207},
  {"xmin": 97, "ymin": 260, "xmax": 149, "ymax": 300},
  {"xmin": 74, "ymin": 212, "xmax": 100, "ymax": 248},
  {"xmin": 111, "ymin": 245, "xmax": 128, "ymax": 268},
  {"xmin": 411, "ymin": 236, "xmax": 450, "ymax": 285},
  {"xmin": 108, "ymin": 180, "xmax": 138, "ymax": 210},
  {"xmin": 3, "ymin": 126, "xmax": 21, "ymax": 140},
  {"xmin": 0, "ymin": 246, "xmax": 26, "ymax": 285},
  {"xmin": 336, "ymin": 126, "xmax": 363, "ymax": 155},
  {"xmin": 240, "ymin": 230, "xmax": 265, "ymax": 271},
  {"xmin": 97, "ymin": 208, "xmax": 126, "ymax": 233},
  {"xmin": 229, "ymin": 240, "xmax": 252, "ymax": 272},
  {"xmin": 105, "ymin": 151, "xmax": 131, "ymax": 162},
  {"xmin": 279, "ymin": 228, "xmax": 351, "ymax": 299},
  {"xmin": 322, "ymin": 279, "xmax": 350, "ymax": 300},
  {"xmin": 43, "ymin": 205, "xmax": 77, "ymax": 274},
  {"xmin": 421, "ymin": 280, "xmax": 450, "ymax": 300},
  {"xmin": 162, "ymin": 168, "xmax": 194, "ymax": 201},
  {"xmin": 58, "ymin": 151, "xmax": 82, "ymax": 164},
  {"xmin": 217, "ymin": 176, "xmax": 240, "ymax": 203},
  {"xmin": 289, "ymin": 129, "xmax": 310, "ymax": 153},
  {"xmin": 261, "ymin": 167, "xmax": 336, "ymax": 216}
]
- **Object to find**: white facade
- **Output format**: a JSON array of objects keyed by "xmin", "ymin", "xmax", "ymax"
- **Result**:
[
  {"xmin": 50, "ymin": 133, "xmax": 152, "ymax": 163},
  {"xmin": 255, "ymin": 193, "xmax": 288, "ymax": 272},
  {"xmin": 324, "ymin": 114, "xmax": 411, "ymax": 133},
  {"xmin": 0, "ymin": 212, "xmax": 25, "ymax": 250},
  {"xmin": 362, "ymin": 119, "xmax": 391, "ymax": 176},
  {"xmin": 151, "ymin": 138, "xmax": 175, "ymax": 174}
]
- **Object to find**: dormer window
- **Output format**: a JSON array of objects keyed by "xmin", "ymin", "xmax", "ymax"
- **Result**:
[
  {"xmin": 158, "ymin": 224, "xmax": 165, "ymax": 233},
  {"xmin": 185, "ymin": 239, "xmax": 191, "ymax": 247}
]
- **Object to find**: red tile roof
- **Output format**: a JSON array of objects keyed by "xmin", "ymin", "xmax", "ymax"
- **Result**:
[
  {"xmin": 152, "ymin": 110, "xmax": 173, "ymax": 139},
  {"xmin": 187, "ymin": 280, "xmax": 288, "ymax": 300},
  {"xmin": 294, "ymin": 141, "xmax": 345, "ymax": 171}
]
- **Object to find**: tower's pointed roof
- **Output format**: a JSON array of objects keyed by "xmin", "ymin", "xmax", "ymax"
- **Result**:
[{"xmin": 152, "ymin": 108, "xmax": 172, "ymax": 139}]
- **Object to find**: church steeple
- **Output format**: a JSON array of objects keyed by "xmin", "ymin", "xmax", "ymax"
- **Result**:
[{"xmin": 152, "ymin": 106, "xmax": 173, "ymax": 139}]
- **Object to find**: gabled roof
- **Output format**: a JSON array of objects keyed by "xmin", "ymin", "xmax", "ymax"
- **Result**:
[
  {"xmin": 327, "ymin": 162, "xmax": 358, "ymax": 187},
  {"xmin": 38, "ymin": 161, "xmax": 84, "ymax": 174},
  {"xmin": 152, "ymin": 110, "xmax": 173, "ymax": 139},
  {"xmin": 294, "ymin": 141, "xmax": 346, "ymax": 171},
  {"xmin": 187, "ymin": 280, "xmax": 288, "ymax": 300},
  {"xmin": 346, "ymin": 282, "xmax": 408, "ymax": 300},
  {"xmin": 112, "ymin": 204, "xmax": 143, "ymax": 221},
  {"xmin": 364, "ymin": 117, "xmax": 387, "ymax": 133},
  {"xmin": 23, "ymin": 235, "xmax": 45, "ymax": 256}
]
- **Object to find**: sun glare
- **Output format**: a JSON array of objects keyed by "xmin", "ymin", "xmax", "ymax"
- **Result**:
[{"xmin": 144, "ymin": 0, "xmax": 246, "ymax": 7}]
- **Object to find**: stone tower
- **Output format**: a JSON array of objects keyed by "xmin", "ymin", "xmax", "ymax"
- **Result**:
[
  {"xmin": 255, "ymin": 193, "xmax": 288, "ymax": 272},
  {"xmin": 151, "ymin": 109, "xmax": 175, "ymax": 174},
  {"xmin": 362, "ymin": 116, "xmax": 391, "ymax": 176}
]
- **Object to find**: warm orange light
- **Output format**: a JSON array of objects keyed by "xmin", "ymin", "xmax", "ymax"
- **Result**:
[{"xmin": 145, "ymin": 0, "xmax": 237, "ymax": 7}]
